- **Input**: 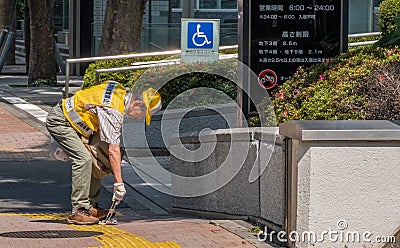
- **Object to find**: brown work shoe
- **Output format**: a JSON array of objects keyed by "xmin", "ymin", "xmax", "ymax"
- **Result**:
[
  {"xmin": 67, "ymin": 208, "xmax": 99, "ymax": 225},
  {"xmin": 89, "ymin": 204, "xmax": 109, "ymax": 220}
]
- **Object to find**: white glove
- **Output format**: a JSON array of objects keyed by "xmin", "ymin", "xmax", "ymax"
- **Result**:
[{"xmin": 112, "ymin": 183, "xmax": 126, "ymax": 203}]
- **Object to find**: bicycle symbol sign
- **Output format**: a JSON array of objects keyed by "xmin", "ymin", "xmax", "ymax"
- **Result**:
[
  {"xmin": 187, "ymin": 22, "xmax": 213, "ymax": 49},
  {"xmin": 258, "ymin": 69, "xmax": 278, "ymax": 89}
]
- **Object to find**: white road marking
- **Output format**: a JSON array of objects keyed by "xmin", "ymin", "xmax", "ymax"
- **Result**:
[{"xmin": 1, "ymin": 96, "xmax": 48, "ymax": 123}]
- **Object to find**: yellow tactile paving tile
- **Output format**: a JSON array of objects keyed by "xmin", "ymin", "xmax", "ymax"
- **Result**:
[{"xmin": 0, "ymin": 213, "xmax": 181, "ymax": 248}]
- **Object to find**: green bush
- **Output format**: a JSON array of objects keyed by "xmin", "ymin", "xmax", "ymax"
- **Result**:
[
  {"xmin": 271, "ymin": 46, "xmax": 400, "ymax": 124},
  {"xmin": 374, "ymin": 13, "xmax": 400, "ymax": 47},
  {"xmin": 159, "ymin": 72, "xmax": 237, "ymax": 109},
  {"xmin": 16, "ymin": 0, "xmax": 24, "ymax": 20},
  {"xmin": 83, "ymin": 56, "xmax": 238, "ymax": 109},
  {"xmin": 378, "ymin": 0, "xmax": 400, "ymax": 34},
  {"xmin": 82, "ymin": 55, "xmax": 170, "ymax": 90},
  {"xmin": 131, "ymin": 59, "xmax": 238, "ymax": 109}
]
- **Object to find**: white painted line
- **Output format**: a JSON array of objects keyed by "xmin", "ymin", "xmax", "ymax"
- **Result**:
[
  {"xmin": 14, "ymin": 103, "xmax": 48, "ymax": 117},
  {"xmin": 2, "ymin": 96, "xmax": 28, "ymax": 104},
  {"xmin": 2, "ymin": 96, "xmax": 48, "ymax": 123},
  {"xmin": 37, "ymin": 116, "xmax": 48, "ymax": 122},
  {"xmin": 30, "ymin": 91, "xmax": 61, "ymax": 95}
]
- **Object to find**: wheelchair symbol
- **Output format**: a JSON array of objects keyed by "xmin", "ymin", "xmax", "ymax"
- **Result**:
[
  {"xmin": 187, "ymin": 22, "xmax": 213, "ymax": 49},
  {"xmin": 192, "ymin": 24, "xmax": 212, "ymax": 47}
]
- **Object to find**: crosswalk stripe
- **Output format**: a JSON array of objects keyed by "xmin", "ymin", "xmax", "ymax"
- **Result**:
[{"xmin": 1, "ymin": 96, "xmax": 48, "ymax": 123}]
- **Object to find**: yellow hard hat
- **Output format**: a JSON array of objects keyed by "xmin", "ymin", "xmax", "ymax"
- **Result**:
[{"xmin": 142, "ymin": 88, "xmax": 162, "ymax": 125}]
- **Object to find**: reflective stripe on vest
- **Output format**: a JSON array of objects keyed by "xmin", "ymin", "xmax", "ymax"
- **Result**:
[
  {"xmin": 102, "ymin": 81, "xmax": 117, "ymax": 105},
  {"xmin": 64, "ymin": 96, "xmax": 93, "ymax": 137}
]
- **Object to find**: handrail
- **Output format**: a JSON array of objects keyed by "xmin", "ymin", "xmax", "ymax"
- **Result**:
[
  {"xmin": 64, "ymin": 45, "xmax": 238, "ymax": 98},
  {"xmin": 94, "ymin": 53, "xmax": 238, "ymax": 84},
  {"xmin": 347, "ymin": 32, "xmax": 381, "ymax": 47},
  {"xmin": 348, "ymin": 32, "xmax": 381, "ymax": 38},
  {"xmin": 348, "ymin": 40, "xmax": 378, "ymax": 47},
  {"xmin": 95, "ymin": 61, "xmax": 180, "ymax": 85}
]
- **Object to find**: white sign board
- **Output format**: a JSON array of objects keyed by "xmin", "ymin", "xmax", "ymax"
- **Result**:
[{"xmin": 181, "ymin": 18, "xmax": 220, "ymax": 63}]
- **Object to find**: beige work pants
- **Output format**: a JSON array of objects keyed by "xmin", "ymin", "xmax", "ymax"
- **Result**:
[{"xmin": 46, "ymin": 104, "xmax": 100, "ymax": 211}]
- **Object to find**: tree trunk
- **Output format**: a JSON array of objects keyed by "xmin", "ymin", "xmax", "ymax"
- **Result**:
[
  {"xmin": 27, "ymin": 0, "xmax": 57, "ymax": 86},
  {"xmin": 98, "ymin": 0, "xmax": 147, "ymax": 56},
  {"xmin": 24, "ymin": 0, "xmax": 30, "ymax": 72},
  {"xmin": 0, "ymin": 0, "xmax": 17, "ymax": 65}
]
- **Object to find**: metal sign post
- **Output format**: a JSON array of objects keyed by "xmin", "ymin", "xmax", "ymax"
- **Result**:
[
  {"xmin": 0, "ymin": 30, "xmax": 15, "ymax": 73},
  {"xmin": 238, "ymin": 2, "xmax": 350, "ymax": 243}
]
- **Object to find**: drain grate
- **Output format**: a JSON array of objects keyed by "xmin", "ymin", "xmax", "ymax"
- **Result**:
[{"xmin": 0, "ymin": 230, "xmax": 103, "ymax": 239}]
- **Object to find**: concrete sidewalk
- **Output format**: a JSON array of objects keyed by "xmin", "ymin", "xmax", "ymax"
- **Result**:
[{"xmin": 0, "ymin": 67, "xmax": 273, "ymax": 247}]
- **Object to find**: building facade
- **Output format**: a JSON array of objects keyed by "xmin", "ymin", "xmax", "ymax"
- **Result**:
[{"xmin": 59, "ymin": 0, "xmax": 382, "ymax": 59}]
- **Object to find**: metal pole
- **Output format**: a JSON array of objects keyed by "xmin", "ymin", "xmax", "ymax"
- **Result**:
[
  {"xmin": 0, "ymin": 31, "xmax": 14, "ymax": 73},
  {"xmin": 348, "ymin": 32, "xmax": 381, "ymax": 38},
  {"xmin": 55, "ymin": 42, "xmax": 66, "ymax": 74},
  {"xmin": 64, "ymin": 61, "xmax": 70, "ymax": 98},
  {"xmin": 348, "ymin": 40, "xmax": 378, "ymax": 47},
  {"xmin": 341, "ymin": 0, "xmax": 349, "ymax": 52},
  {"xmin": 182, "ymin": 0, "xmax": 195, "ymax": 18},
  {"xmin": 237, "ymin": 0, "xmax": 249, "ymax": 127},
  {"xmin": 0, "ymin": 29, "xmax": 8, "ymax": 49},
  {"xmin": 95, "ymin": 70, "xmax": 100, "ymax": 85}
]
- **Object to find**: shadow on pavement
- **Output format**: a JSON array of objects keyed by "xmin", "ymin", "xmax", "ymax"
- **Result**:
[{"xmin": 0, "ymin": 160, "xmax": 113, "ymax": 213}]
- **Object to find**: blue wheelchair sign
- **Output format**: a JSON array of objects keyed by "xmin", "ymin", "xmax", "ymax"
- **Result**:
[{"xmin": 187, "ymin": 22, "xmax": 213, "ymax": 49}]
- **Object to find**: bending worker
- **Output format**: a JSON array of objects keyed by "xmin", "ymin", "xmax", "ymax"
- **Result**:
[{"xmin": 46, "ymin": 81, "xmax": 161, "ymax": 225}]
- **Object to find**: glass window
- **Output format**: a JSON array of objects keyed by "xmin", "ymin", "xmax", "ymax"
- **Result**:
[
  {"xmin": 221, "ymin": 0, "xmax": 237, "ymax": 9},
  {"xmin": 199, "ymin": 0, "xmax": 237, "ymax": 9},
  {"xmin": 349, "ymin": 0, "xmax": 373, "ymax": 33},
  {"xmin": 199, "ymin": 0, "xmax": 217, "ymax": 9},
  {"xmin": 172, "ymin": 0, "xmax": 182, "ymax": 8}
]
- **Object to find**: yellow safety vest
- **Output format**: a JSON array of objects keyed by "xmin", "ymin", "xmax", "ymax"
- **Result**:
[{"xmin": 62, "ymin": 81, "xmax": 126, "ymax": 137}]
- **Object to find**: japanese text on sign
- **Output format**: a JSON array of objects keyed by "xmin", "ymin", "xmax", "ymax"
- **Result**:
[{"xmin": 249, "ymin": 0, "xmax": 346, "ymax": 89}]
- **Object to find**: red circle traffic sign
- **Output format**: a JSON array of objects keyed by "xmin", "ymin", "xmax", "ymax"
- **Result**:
[{"xmin": 258, "ymin": 69, "xmax": 277, "ymax": 89}]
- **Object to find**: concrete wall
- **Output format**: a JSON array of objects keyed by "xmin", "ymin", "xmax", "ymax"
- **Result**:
[
  {"xmin": 170, "ymin": 128, "xmax": 285, "ymax": 229},
  {"xmin": 122, "ymin": 103, "xmax": 238, "ymax": 151},
  {"xmin": 294, "ymin": 142, "xmax": 400, "ymax": 247},
  {"xmin": 280, "ymin": 120, "xmax": 400, "ymax": 248},
  {"xmin": 258, "ymin": 132, "xmax": 285, "ymax": 227},
  {"xmin": 170, "ymin": 120, "xmax": 400, "ymax": 248}
]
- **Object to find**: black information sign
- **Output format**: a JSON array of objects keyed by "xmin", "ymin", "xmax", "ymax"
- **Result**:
[{"xmin": 240, "ymin": 0, "xmax": 348, "ymax": 91}]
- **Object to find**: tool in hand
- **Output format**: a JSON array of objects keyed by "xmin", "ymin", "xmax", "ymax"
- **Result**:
[{"xmin": 99, "ymin": 200, "xmax": 118, "ymax": 225}]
